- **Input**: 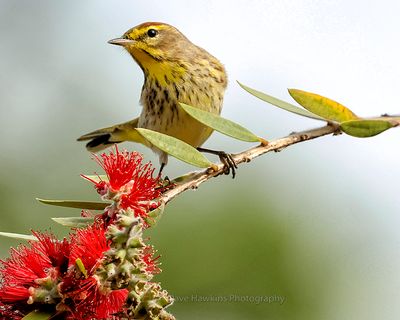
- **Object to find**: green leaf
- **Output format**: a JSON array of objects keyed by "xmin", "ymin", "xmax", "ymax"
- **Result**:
[
  {"xmin": 22, "ymin": 311, "xmax": 52, "ymax": 320},
  {"xmin": 288, "ymin": 89, "xmax": 358, "ymax": 122},
  {"xmin": 340, "ymin": 119, "xmax": 396, "ymax": 137},
  {"xmin": 145, "ymin": 203, "xmax": 165, "ymax": 227},
  {"xmin": 52, "ymin": 217, "xmax": 95, "ymax": 228},
  {"xmin": 36, "ymin": 198, "xmax": 109, "ymax": 210},
  {"xmin": 136, "ymin": 128, "xmax": 212, "ymax": 168},
  {"xmin": 0, "ymin": 231, "xmax": 37, "ymax": 241},
  {"xmin": 179, "ymin": 103, "xmax": 260, "ymax": 142},
  {"xmin": 75, "ymin": 258, "xmax": 88, "ymax": 278},
  {"xmin": 237, "ymin": 81, "xmax": 324, "ymax": 121}
]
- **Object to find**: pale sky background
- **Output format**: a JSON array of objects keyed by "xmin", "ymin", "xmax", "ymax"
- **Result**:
[{"xmin": 1, "ymin": 1, "xmax": 400, "ymax": 319}]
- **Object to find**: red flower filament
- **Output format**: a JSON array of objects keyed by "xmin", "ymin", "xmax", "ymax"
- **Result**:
[
  {"xmin": 120, "ymin": 162, "xmax": 161, "ymax": 218},
  {"xmin": 142, "ymin": 246, "xmax": 161, "ymax": 275},
  {"xmin": 94, "ymin": 146, "xmax": 144, "ymax": 192}
]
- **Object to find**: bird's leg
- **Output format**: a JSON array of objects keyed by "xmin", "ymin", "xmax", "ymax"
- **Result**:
[
  {"xmin": 156, "ymin": 163, "xmax": 173, "ymax": 188},
  {"xmin": 158, "ymin": 162, "xmax": 166, "ymax": 177},
  {"xmin": 197, "ymin": 147, "xmax": 237, "ymax": 178},
  {"xmin": 158, "ymin": 163, "xmax": 170, "ymax": 183}
]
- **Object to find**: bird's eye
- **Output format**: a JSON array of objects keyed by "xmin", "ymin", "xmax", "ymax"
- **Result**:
[{"xmin": 147, "ymin": 29, "xmax": 158, "ymax": 38}]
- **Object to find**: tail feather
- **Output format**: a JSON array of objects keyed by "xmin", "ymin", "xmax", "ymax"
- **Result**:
[
  {"xmin": 85, "ymin": 133, "xmax": 118, "ymax": 152},
  {"xmin": 77, "ymin": 117, "xmax": 143, "ymax": 152}
]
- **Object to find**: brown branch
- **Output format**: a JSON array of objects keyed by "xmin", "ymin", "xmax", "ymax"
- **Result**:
[{"xmin": 160, "ymin": 124, "xmax": 339, "ymax": 205}]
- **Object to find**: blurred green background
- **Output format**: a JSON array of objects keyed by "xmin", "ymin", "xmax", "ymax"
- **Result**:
[{"xmin": 1, "ymin": 1, "xmax": 400, "ymax": 319}]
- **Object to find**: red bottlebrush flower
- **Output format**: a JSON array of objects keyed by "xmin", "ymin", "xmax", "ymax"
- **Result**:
[
  {"xmin": 82, "ymin": 147, "xmax": 163, "ymax": 222},
  {"xmin": 83, "ymin": 146, "xmax": 145, "ymax": 193},
  {"xmin": 60, "ymin": 274, "xmax": 128, "ymax": 320},
  {"xmin": 0, "ymin": 147, "xmax": 172, "ymax": 319},
  {"xmin": 0, "ymin": 232, "xmax": 69, "ymax": 304},
  {"xmin": 120, "ymin": 162, "xmax": 162, "ymax": 219},
  {"xmin": 59, "ymin": 222, "xmax": 128, "ymax": 319},
  {"xmin": 68, "ymin": 222, "xmax": 109, "ymax": 272},
  {"xmin": 0, "ymin": 232, "xmax": 70, "ymax": 318},
  {"xmin": 0, "ymin": 225, "xmax": 127, "ymax": 319}
]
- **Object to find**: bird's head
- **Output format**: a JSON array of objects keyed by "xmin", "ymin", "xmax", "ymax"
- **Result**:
[{"xmin": 108, "ymin": 22, "xmax": 193, "ymax": 68}]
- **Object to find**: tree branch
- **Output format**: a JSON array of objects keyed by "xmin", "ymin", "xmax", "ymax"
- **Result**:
[{"xmin": 160, "ymin": 124, "xmax": 339, "ymax": 205}]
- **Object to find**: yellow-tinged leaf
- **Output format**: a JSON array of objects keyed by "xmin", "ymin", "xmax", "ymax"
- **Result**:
[
  {"xmin": 288, "ymin": 89, "xmax": 358, "ymax": 122},
  {"xmin": 36, "ymin": 198, "xmax": 109, "ymax": 210},
  {"xmin": 238, "ymin": 81, "xmax": 325, "ymax": 121},
  {"xmin": 136, "ymin": 128, "xmax": 212, "ymax": 168},
  {"xmin": 179, "ymin": 103, "xmax": 261, "ymax": 142},
  {"xmin": 340, "ymin": 119, "xmax": 396, "ymax": 137}
]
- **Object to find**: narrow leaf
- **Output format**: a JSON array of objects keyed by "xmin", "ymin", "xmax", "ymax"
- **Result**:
[
  {"xmin": 0, "ymin": 231, "xmax": 37, "ymax": 241},
  {"xmin": 340, "ymin": 119, "xmax": 396, "ymax": 137},
  {"xmin": 52, "ymin": 217, "xmax": 94, "ymax": 228},
  {"xmin": 288, "ymin": 89, "xmax": 358, "ymax": 122},
  {"xmin": 37, "ymin": 198, "xmax": 109, "ymax": 210},
  {"xmin": 237, "ymin": 81, "xmax": 324, "ymax": 121},
  {"xmin": 179, "ymin": 103, "xmax": 260, "ymax": 142},
  {"xmin": 136, "ymin": 128, "xmax": 212, "ymax": 168},
  {"xmin": 22, "ymin": 311, "xmax": 52, "ymax": 320},
  {"xmin": 145, "ymin": 203, "xmax": 165, "ymax": 227}
]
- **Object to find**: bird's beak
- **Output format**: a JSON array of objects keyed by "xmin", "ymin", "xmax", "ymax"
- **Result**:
[{"xmin": 108, "ymin": 38, "xmax": 134, "ymax": 46}]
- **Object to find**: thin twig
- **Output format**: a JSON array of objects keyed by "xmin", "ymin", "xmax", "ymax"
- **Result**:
[{"xmin": 160, "ymin": 124, "xmax": 339, "ymax": 205}]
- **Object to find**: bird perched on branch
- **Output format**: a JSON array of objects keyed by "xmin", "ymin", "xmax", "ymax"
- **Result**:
[{"xmin": 78, "ymin": 22, "xmax": 236, "ymax": 176}]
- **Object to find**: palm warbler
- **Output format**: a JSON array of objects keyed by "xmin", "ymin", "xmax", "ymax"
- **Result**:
[{"xmin": 78, "ymin": 22, "xmax": 235, "ymax": 174}]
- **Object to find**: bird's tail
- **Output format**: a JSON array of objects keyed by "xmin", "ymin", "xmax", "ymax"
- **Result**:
[{"xmin": 77, "ymin": 117, "xmax": 146, "ymax": 152}]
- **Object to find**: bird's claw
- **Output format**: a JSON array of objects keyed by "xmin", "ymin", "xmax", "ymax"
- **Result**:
[
  {"xmin": 156, "ymin": 175, "xmax": 174, "ymax": 190},
  {"xmin": 197, "ymin": 147, "xmax": 238, "ymax": 178},
  {"xmin": 217, "ymin": 151, "xmax": 237, "ymax": 178}
]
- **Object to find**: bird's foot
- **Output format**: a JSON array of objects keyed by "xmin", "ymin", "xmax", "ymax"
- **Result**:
[
  {"xmin": 217, "ymin": 151, "xmax": 237, "ymax": 178},
  {"xmin": 197, "ymin": 147, "xmax": 237, "ymax": 178},
  {"xmin": 156, "ymin": 175, "xmax": 175, "ymax": 191},
  {"xmin": 156, "ymin": 163, "xmax": 175, "ymax": 189}
]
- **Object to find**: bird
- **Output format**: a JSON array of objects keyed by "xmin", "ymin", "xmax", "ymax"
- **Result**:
[{"xmin": 78, "ymin": 22, "xmax": 236, "ymax": 176}]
